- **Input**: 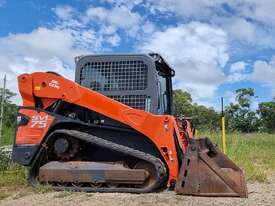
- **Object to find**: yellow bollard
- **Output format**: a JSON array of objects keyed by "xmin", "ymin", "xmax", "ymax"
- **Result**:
[
  {"xmin": 221, "ymin": 97, "xmax": 226, "ymax": 154},
  {"xmin": 221, "ymin": 115, "xmax": 226, "ymax": 154},
  {"xmin": 194, "ymin": 129, "xmax": 198, "ymax": 138}
]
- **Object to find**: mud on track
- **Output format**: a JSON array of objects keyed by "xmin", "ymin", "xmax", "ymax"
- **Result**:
[{"xmin": 0, "ymin": 176, "xmax": 274, "ymax": 206}]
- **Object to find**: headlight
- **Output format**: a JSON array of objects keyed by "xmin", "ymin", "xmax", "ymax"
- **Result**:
[{"xmin": 16, "ymin": 114, "xmax": 29, "ymax": 126}]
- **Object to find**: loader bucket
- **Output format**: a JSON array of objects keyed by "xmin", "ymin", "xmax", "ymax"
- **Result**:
[{"xmin": 175, "ymin": 138, "xmax": 248, "ymax": 197}]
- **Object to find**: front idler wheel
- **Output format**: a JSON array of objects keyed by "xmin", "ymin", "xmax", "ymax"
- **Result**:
[{"xmin": 134, "ymin": 161, "xmax": 157, "ymax": 189}]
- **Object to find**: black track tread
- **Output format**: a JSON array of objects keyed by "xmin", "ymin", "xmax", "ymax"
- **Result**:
[{"xmin": 41, "ymin": 129, "xmax": 167, "ymax": 193}]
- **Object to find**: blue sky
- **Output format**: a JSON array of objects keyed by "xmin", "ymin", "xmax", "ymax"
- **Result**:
[{"xmin": 0, "ymin": 0, "xmax": 275, "ymax": 109}]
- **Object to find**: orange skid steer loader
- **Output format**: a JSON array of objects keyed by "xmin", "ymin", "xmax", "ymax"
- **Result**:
[{"xmin": 12, "ymin": 53, "xmax": 248, "ymax": 197}]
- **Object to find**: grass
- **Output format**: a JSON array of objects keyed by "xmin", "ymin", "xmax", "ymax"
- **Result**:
[
  {"xmin": 199, "ymin": 131, "xmax": 275, "ymax": 182},
  {"xmin": 0, "ymin": 167, "xmax": 54, "ymax": 200},
  {"xmin": 0, "ymin": 164, "xmax": 27, "ymax": 200},
  {"xmin": 0, "ymin": 126, "xmax": 15, "ymax": 145},
  {"xmin": 0, "ymin": 149, "xmax": 54, "ymax": 200},
  {"xmin": 0, "ymin": 131, "xmax": 275, "ymax": 200}
]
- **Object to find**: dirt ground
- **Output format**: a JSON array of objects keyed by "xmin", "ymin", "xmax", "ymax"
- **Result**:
[{"xmin": 0, "ymin": 176, "xmax": 274, "ymax": 206}]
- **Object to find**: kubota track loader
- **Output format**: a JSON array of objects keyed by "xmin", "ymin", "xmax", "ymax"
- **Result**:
[{"xmin": 12, "ymin": 53, "xmax": 248, "ymax": 197}]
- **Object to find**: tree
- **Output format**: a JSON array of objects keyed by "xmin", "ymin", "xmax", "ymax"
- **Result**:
[
  {"xmin": 173, "ymin": 89, "xmax": 192, "ymax": 117},
  {"xmin": 235, "ymin": 88, "xmax": 256, "ymax": 108},
  {"xmin": 0, "ymin": 88, "xmax": 18, "ymax": 128},
  {"xmin": 173, "ymin": 89, "xmax": 219, "ymax": 130},
  {"xmin": 225, "ymin": 88, "xmax": 259, "ymax": 132},
  {"xmin": 257, "ymin": 101, "xmax": 275, "ymax": 132},
  {"xmin": 191, "ymin": 104, "xmax": 220, "ymax": 131}
]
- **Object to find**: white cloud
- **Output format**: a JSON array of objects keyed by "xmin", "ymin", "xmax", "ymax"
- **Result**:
[
  {"xmin": 141, "ymin": 21, "xmax": 156, "ymax": 35},
  {"xmin": 0, "ymin": 27, "xmax": 88, "ymax": 104},
  {"xmin": 53, "ymin": 4, "xmax": 150, "ymax": 48},
  {"xmin": 226, "ymin": 61, "xmax": 248, "ymax": 83},
  {"xmin": 106, "ymin": 33, "xmax": 121, "ymax": 46},
  {"xmin": 85, "ymin": 5, "xmax": 142, "ymax": 35},
  {"xmin": 221, "ymin": 17, "xmax": 256, "ymax": 42},
  {"xmin": 250, "ymin": 56, "xmax": 275, "ymax": 95},
  {"xmin": 145, "ymin": 0, "xmax": 275, "ymax": 26},
  {"xmin": 53, "ymin": 5, "xmax": 76, "ymax": 20},
  {"xmin": 101, "ymin": 0, "xmax": 143, "ymax": 10},
  {"xmin": 99, "ymin": 25, "xmax": 117, "ymax": 36},
  {"xmin": 215, "ymin": 16, "xmax": 275, "ymax": 48},
  {"xmin": 140, "ymin": 22, "xmax": 228, "ymax": 101},
  {"xmin": 236, "ymin": 0, "xmax": 275, "ymax": 26},
  {"xmin": 230, "ymin": 61, "xmax": 247, "ymax": 73},
  {"xmin": 144, "ymin": 1, "xmax": 275, "ymax": 48},
  {"xmin": 144, "ymin": 0, "xmax": 226, "ymax": 18},
  {"xmin": 52, "ymin": 6, "xmax": 129, "ymax": 50},
  {"xmin": 227, "ymin": 72, "xmax": 247, "ymax": 83},
  {"xmin": 85, "ymin": 7, "xmax": 108, "ymax": 21},
  {"xmin": 0, "ymin": 28, "xmax": 80, "ymax": 64},
  {"xmin": 251, "ymin": 57, "xmax": 275, "ymax": 83},
  {"xmin": 171, "ymin": 0, "xmax": 226, "ymax": 19},
  {"xmin": 0, "ymin": 3, "xmax": 149, "ymax": 105},
  {"xmin": 224, "ymin": 90, "xmax": 237, "ymax": 104}
]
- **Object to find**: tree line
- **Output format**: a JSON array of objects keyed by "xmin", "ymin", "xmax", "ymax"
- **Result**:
[
  {"xmin": 0, "ymin": 88, "xmax": 17, "ymax": 130},
  {"xmin": 173, "ymin": 88, "xmax": 275, "ymax": 133},
  {"xmin": 0, "ymin": 87, "xmax": 274, "ymax": 139}
]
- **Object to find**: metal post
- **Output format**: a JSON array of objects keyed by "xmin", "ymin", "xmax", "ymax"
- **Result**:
[
  {"xmin": 221, "ymin": 97, "xmax": 226, "ymax": 154},
  {"xmin": 0, "ymin": 75, "xmax": 6, "ymax": 145}
]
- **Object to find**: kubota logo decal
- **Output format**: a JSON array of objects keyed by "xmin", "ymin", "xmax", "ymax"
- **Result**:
[
  {"xmin": 49, "ymin": 80, "xmax": 60, "ymax": 89},
  {"xmin": 30, "ymin": 115, "xmax": 49, "ymax": 128}
]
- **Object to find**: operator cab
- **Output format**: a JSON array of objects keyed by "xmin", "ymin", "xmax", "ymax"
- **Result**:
[{"xmin": 75, "ymin": 53, "xmax": 175, "ymax": 115}]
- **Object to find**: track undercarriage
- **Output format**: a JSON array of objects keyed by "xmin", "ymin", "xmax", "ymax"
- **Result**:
[{"xmin": 30, "ymin": 129, "xmax": 167, "ymax": 193}]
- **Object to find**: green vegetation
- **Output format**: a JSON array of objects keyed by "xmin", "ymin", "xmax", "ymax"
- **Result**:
[
  {"xmin": 0, "ymin": 149, "xmax": 27, "ymax": 199},
  {"xmin": 0, "ymin": 149, "xmax": 54, "ymax": 199},
  {"xmin": 0, "ymin": 88, "xmax": 17, "ymax": 145},
  {"xmin": 1, "ymin": 126, "xmax": 15, "ymax": 145},
  {"xmin": 204, "ymin": 131, "xmax": 275, "ymax": 182},
  {"xmin": 173, "ymin": 89, "xmax": 219, "ymax": 130},
  {"xmin": 174, "ymin": 88, "xmax": 275, "ymax": 133},
  {"xmin": 173, "ymin": 88, "xmax": 275, "ymax": 182},
  {"xmin": 225, "ymin": 88, "xmax": 259, "ymax": 133},
  {"xmin": 0, "ymin": 88, "xmax": 17, "ymax": 127},
  {"xmin": 258, "ymin": 101, "xmax": 275, "ymax": 132}
]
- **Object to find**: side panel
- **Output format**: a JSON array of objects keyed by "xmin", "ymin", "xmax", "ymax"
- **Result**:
[
  {"xmin": 16, "ymin": 108, "xmax": 54, "ymax": 145},
  {"xmin": 12, "ymin": 108, "xmax": 54, "ymax": 165}
]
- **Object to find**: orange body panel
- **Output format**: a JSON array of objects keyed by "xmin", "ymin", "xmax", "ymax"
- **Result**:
[
  {"xmin": 16, "ymin": 109, "xmax": 54, "ymax": 145},
  {"xmin": 17, "ymin": 72, "xmax": 191, "ymax": 184}
]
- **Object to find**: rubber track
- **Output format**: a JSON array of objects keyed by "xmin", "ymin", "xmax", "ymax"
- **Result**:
[{"xmin": 40, "ymin": 129, "xmax": 167, "ymax": 193}]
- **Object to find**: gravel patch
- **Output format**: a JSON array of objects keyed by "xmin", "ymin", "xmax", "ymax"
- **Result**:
[{"xmin": 0, "ymin": 176, "xmax": 274, "ymax": 206}]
